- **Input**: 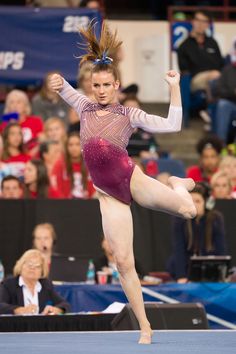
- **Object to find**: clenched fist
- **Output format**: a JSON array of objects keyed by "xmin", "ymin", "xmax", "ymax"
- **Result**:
[
  {"xmin": 165, "ymin": 70, "xmax": 180, "ymax": 87},
  {"xmin": 48, "ymin": 73, "xmax": 64, "ymax": 93}
]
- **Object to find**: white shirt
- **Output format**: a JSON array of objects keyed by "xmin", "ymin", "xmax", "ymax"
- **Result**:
[{"xmin": 19, "ymin": 276, "xmax": 42, "ymax": 314}]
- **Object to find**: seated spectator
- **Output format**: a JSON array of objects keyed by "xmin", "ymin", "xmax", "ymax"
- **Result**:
[
  {"xmin": 1, "ymin": 89, "xmax": 44, "ymax": 155},
  {"xmin": 1, "ymin": 175, "xmax": 23, "ymax": 199},
  {"xmin": 210, "ymin": 170, "xmax": 233, "ymax": 199},
  {"xmin": 1, "ymin": 122, "xmax": 31, "ymax": 179},
  {"xmin": 213, "ymin": 38, "xmax": 236, "ymax": 143},
  {"xmin": 177, "ymin": 10, "xmax": 223, "ymax": 128},
  {"xmin": 51, "ymin": 132, "xmax": 96, "ymax": 198},
  {"xmin": 218, "ymin": 155, "xmax": 236, "ymax": 197},
  {"xmin": 0, "ymin": 249, "xmax": 70, "ymax": 315},
  {"xmin": 167, "ymin": 183, "xmax": 226, "ymax": 283},
  {"xmin": 23, "ymin": 159, "xmax": 61, "ymax": 199},
  {"xmin": 32, "ymin": 223, "xmax": 57, "ymax": 267},
  {"xmin": 177, "ymin": 10, "xmax": 223, "ymax": 95},
  {"xmin": 43, "ymin": 117, "xmax": 67, "ymax": 154},
  {"xmin": 187, "ymin": 134, "xmax": 223, "ymax": 183},
  {"xmin": 39, "ymin": 140, "xmax": 62, "ymax": 176},
  {"xmin": 32, "ymin": 71, "xmax": 69, "ymax": 124}
]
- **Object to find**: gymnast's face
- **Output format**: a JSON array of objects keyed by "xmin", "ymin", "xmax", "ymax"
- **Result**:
[{"xmin": 91, "ymin": 71, "xmax": 120, "ymax": 105}]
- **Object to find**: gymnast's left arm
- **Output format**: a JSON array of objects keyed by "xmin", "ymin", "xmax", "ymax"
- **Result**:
[{"xmin": 129, "ymin": 70, "xmax": 182, "ymax": 133}]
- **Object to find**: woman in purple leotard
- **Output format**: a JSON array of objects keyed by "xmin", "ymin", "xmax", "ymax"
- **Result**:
[{"xmin": 49, "ymin": 22, "xmax": 196, "ymax": 344}]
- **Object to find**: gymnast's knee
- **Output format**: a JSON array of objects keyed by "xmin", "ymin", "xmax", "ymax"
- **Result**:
[{"xmin": 116, "ymin": 257, "xmax": 135, "ymax": 275}]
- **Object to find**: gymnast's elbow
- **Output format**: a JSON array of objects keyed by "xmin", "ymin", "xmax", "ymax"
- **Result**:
[{"xmin": 166, "ymin": 123, "xmax": 182, "ymax": 132}]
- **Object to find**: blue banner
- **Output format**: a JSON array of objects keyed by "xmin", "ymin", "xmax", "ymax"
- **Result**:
[{"xmin": 0, "ymin": 6, "xmax": 102, "ymax": 86}]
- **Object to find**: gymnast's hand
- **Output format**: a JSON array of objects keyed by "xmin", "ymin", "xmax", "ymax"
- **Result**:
[
  {"xmin": 165, "ymin": 70, "xmax": 180, "ymax": 87},
  {"xmin": 48, "ymin": 73, "xmax": 64, "ymax": 93}
]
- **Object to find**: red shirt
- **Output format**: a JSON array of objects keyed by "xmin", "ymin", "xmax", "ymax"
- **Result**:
[
  {"xmin": 186, "ymin": 165, "xmax": 217, "ymax": 183},
  {"xmin": 27, "ymin": 187, "xmax": 61, "ymax": 199},
  {"xmin": 1, "ymin": 153, "xmax": 31, "ymax": 179},
  {"xmin": 0, "ymin": 115, "xmax": 43, "ymax": 151},
  {"xmin": 51, "ymin": 158, "xmax": 95, "ymax": 199}
]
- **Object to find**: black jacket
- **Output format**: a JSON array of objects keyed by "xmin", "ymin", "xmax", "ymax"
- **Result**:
[
  {"xmin": 0, "ymin": 276, "xmax": 70, "ymax": 314},
  {"xmin": 177, "ymin": 35, "xmax": 223, "ymax": 77}
]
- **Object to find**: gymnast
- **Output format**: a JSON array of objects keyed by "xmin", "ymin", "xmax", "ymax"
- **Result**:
[{"xmin": 49, "ymin": 22, "xmax": 196, "ymax": 344}]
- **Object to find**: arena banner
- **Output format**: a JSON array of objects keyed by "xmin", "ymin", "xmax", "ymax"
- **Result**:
[{"xmin": 0, "ymin": 6, "xmax": 102, "ymax": 86}]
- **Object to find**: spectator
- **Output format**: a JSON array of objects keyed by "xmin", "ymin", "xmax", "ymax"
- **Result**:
[
  {"xmin": 51, "ymin": 132, "xmax": 96, "ymax": 198},
  {"xmin": 167, "ymin": 183, "xmax": 226, "ymax": 283},
  {"xmin": 1, "ymin": 122, "xmax": 31, "ymax": 179},
  {"xmin": 32, "ymin": 223, "xmax": 57, "ymax": 267},
  {"xmin": 1, "ymin": 175, "xmax": 23, "ymax": 199},
  {"xmin": 213, "ymin": 38, "xmax": 236, "ymax": 143},
  {"xmin": 1, "ymin": 89, "xmax": 44, "ymax": 154},
  {"xmin": 0, "ymin": 249, "xmax": 70, "ymax": 315},
  {"xmin": 210, "ymin": 170, "xmax": 233, "ymax": 200},
  {"xmin": 177, "ymin": 10, "xmax": 223, "ymax": 94},
  {"xmin": 187, "ymin": 134, "xmax": 223, "ymax": 183},
  {"xmin": 178, "ymin": 8, "xmax": 223, "ymax": 128},
  {"xmin": 43, "ymin": 117, "xmax": 67, "ymax": 154},
  {"xmin": 39, "ymin": 140, "xmax": 62, "ymax": 176},
  {"xmin": 32, "ymin": 71, "xmax": 69, "ymax": 124},
  {"xmin": 23, "ymin": 159, "xmax": 61, "ymax": 199},
  {"xmin": 218, "ymin": 155, "xmax": 236, "ymax": 197}
]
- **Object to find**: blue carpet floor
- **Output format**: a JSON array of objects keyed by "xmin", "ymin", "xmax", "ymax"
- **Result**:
[{"xmin": 0, "ymin": 330, "xmax": 235, "ymax": 354}]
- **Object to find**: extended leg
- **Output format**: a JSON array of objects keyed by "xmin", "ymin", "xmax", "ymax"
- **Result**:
[
  {"xmin": 131, "ymin": 166, "xmax": 196, "ymax": 218},
  {"xmin": 98, "ymin": 193, "xmax": 152, "ymax": 344}
]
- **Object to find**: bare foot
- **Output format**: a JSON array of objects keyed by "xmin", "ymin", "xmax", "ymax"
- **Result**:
[
  {"xmin": 168, "ymin": 176, "xmax": 197, "ymax": 218},
  {"xmin": 168, "ymin": 176, "xmax": 195, "ymax": 191},
  {"xmin": 138, "ymin": 329, "xmax": 153, "ymax": 344}
]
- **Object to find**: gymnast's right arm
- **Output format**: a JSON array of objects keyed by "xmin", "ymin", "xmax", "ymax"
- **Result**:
[{"xmin": 48, "ymin": 73, "xmax": 89, "ymax": 116}]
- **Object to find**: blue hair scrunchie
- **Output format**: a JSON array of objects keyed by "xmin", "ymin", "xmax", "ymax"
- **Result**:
[{"xmin": 94, "ymin": 52, "xmax": 113, "ymax": 65}]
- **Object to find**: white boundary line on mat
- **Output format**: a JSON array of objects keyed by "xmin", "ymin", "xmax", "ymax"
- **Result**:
[{"xmin": 141, "ymin": 286, "xmax": 236, "ymax": 330}]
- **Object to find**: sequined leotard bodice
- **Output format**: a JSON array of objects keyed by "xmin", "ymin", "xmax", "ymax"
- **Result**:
[{"xmin": 60, "ymin": 80, "xmax": 182, "ymax": 204}]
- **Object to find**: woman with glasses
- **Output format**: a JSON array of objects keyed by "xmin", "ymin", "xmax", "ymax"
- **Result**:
[{"xmin": 0, "ymin": 249, "xmax": 70, "ymax": 315}]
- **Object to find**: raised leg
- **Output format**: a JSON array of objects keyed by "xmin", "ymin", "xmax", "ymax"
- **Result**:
[
  {"xmin": 98, "ymin": 193, "xmax": 153, "ymax": 344},
  {"xmin": 131, "ymin": 166, "xmax": 196, "ymax": 218}
]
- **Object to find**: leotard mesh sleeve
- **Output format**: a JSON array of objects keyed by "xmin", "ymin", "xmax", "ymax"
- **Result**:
[
  {"xmin": 128, "ymin": 105, "xmax": 182, "ymax": 133},
  {"xmin": 58, "ymin": 79, "xmax": 91, "ymax": 116}
]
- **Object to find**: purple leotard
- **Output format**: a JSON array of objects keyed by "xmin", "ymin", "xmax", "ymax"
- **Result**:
[
  {"xmin": 81, "ymin": 106, "xmax": 135, "ymax": 204},
  {"xmin": 59, "ymin": 80, "xmax": 182, "ymax": 204}
]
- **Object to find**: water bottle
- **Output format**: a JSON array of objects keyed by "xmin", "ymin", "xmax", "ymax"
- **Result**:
[
  {"xmin": 111, "ymin": 269, "xmax": 120, "ymax": 284},
  {"xmin": 86, "ymin": 259, "xmax": 95, "ymax": 284},
  {"xmin": 146, "ymin": 144, "xmax": 159, "ymax": 177},
  {"xmin": 0, "ymin": 259, "xmax": 5, "ymax": 283}
]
